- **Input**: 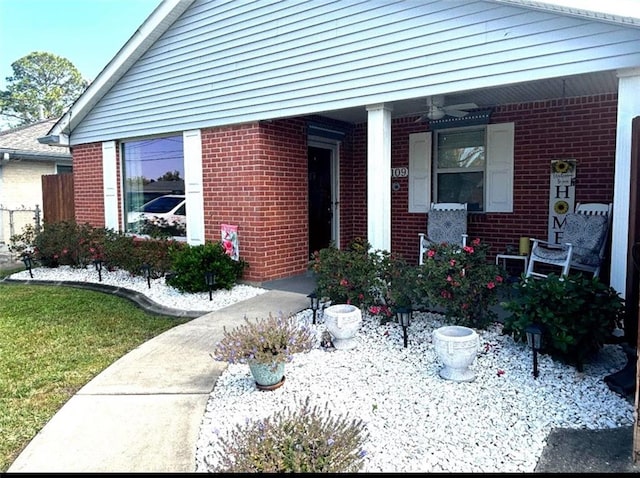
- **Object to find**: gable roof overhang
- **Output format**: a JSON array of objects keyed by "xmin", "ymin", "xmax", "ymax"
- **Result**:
[{"xmin": 39, "ymin": 0, "xmax": 640, "ymax": 146}]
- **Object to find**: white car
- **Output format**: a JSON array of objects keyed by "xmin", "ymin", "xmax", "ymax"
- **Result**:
[{"xmin": 127, "ymin": 194, "xmax": 186, "ymax": 229}]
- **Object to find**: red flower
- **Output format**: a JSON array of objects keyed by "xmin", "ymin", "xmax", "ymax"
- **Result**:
[
  {"xmin": 463, "ymin": 246, "xmax": 474, "ymax": 254},
  {"xmin": 487, "ymin": 281, "xmax": 496, "ymax": 289},
  {"xmin": 472, "ymin": 238, "xmax": 481, "ymax": 246},
  {"xmin": 340, "ymin": 278, "xmax": 349, "ymax": 287},
  {"xmin": 427, "ymin": 249, "xmax": 436, "ymax": 258},
  {"xmin": 495, "ymin": 275, "xmax": 504, "ymax": 283}
]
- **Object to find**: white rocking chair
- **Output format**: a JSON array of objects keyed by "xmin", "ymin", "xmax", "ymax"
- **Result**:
[
  {"xmin": 525, "ymin": 202, "xmax": 612, "ymax": 279},
  {"xmin": 418, "ymin": 202, "xmax": 468, "ymax": 265}
]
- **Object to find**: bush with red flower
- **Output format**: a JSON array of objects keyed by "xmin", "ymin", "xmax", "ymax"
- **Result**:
[
  {"xmin": 416, "ymin": 238, "xmax": 506, "ymax": 329},
  {"xmin": 309, "ymin": 237, "xmax": 391, "ymax": 309}
]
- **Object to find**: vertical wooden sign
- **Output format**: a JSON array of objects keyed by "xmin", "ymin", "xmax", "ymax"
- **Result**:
[{"xmin": 548, "ymin": 159, "xmax": 577, "ymax": 244}]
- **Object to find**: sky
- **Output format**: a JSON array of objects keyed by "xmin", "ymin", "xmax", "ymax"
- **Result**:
[
  {"xmin": 0, "ymin": 0, "xmax": 639, "ymax": 91},
  {"xmin": 0, "ymin": 0, "xmax": 161, "ymax": 90}
]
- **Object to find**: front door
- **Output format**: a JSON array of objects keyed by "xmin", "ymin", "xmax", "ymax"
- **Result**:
[{"xmin": 308, "ymin": 146, "xmax": 333, "ymax": 258}]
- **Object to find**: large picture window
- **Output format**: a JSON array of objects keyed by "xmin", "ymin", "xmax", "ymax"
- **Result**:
[
  {"xmin": 122, "ymin": 135, "xmax": 186, "ymax": 238},
  {"xmin": 434, "ymin": 128, "xmax": 485, "ymax": 211}
]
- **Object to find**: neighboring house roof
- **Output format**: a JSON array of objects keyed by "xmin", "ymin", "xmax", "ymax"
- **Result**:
[
  {"xmin": 40, "ymin": 0, "xmax": 640, "ymax": 146},
  {"xmin": 0, "ymin": 118, "xmax": 71, "ymax": 162}
]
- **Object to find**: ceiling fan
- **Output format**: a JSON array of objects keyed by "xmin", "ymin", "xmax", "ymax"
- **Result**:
[{"xmin": 415, "ymin": 95, "xmax": 479, "ymax": 122}]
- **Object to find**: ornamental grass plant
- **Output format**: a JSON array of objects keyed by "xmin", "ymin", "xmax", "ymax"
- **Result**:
[
  {"xmin": 209, "ymin": 397, "xmax": 369, "ymax": 473},
  {"xmin": 212, "ymin": 313, "xmax": 316, "ymax": 367}
]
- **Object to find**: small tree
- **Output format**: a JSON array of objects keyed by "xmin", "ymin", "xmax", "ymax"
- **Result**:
[{"xmin": 0, "ymin": 51, "xmax": 88, "ymax": 127}]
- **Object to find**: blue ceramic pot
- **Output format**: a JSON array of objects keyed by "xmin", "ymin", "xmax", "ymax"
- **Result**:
[{"xmin": 248, "ymin": 362, "xmax": 285, "ymax": 390}]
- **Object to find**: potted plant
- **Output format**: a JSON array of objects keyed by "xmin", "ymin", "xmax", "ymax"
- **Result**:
[
  {"xmin": 501, "ymin": 273, "xmax": 626, "ymax": 371},
  {"xmin": 212, "ymin": 313, "xmax": 316, "ymax": 390}
]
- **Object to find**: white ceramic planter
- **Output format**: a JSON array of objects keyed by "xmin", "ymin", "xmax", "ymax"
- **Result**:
[
  {"xmin": 324, "ymin": 304, "xmax": 362, "ymax": 350},
  {"xmin": 433, "ymin": 325, "xmax": 480, "ymax": 382}
]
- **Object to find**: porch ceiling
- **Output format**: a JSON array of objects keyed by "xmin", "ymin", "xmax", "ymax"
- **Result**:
[{"xmin": 318, "ymin": 70, "xmax": 619, "ymax": 124}]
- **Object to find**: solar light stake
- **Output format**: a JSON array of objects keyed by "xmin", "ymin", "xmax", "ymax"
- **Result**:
[
  {"xmin": 22, "ymin": 254, "xmax": 34, "ymax": 278},
  {"xmin": 525, "ymin": 323, "xmax": 544, "ymax": 379},
  {"xmin": 93, "ymin": 259, "xmax": 103, "ymax": 282},
  {"xmin": 308, "ymin": 291, "xmax": 320, "ymax": 325},
  {"xmin": 141, "ymin": 263, "xmax": 152, "ymax": 289},
  {"xmin": 395, "ymin": 307, "xmax": 412, "ymax": 348},
  {"xmin": 205, "ymin": 271, "xmax": 216, "ymax": 301}
]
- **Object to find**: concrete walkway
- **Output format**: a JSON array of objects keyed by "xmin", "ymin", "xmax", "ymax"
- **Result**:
[{"xmin": 7, "ymin": 289, "xmax": 309, "ymax": 472}]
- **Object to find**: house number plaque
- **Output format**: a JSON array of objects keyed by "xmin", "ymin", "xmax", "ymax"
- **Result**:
[{"xmin": 391, "ymin": 167, "xmax": 408, "ymax": 178}]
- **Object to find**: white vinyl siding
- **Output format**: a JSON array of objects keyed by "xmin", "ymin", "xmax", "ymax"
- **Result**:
[
  {"xmin": 69, "ymin": 0, "xmax": 640, "ymax": 144},
  {"xmin": 183, "ymin": 129, "xmax": 205, "ymax": 245},
  {"xmin": 409, "ymin": 122, "xmax": 514, "ymax": 213},
  {"xmin": 102, "ymin": 141, "xmax": 119, "ymax": 230},
  {"xmin": 408, "ymin": 132, "xmax": 432, "ymax": 213}
]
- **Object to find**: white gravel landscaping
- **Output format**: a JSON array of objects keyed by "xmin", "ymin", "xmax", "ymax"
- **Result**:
[
  {"xmin": 193, "ymin": 308, "xmax": 634, "ymax": 473},
  {"xmin": 6, "ymin": 265, "xmax": 268, "ymax": 312},
  {"xmin": 6, "ymin": 265, "xmax": 635, "ymax": 472}
]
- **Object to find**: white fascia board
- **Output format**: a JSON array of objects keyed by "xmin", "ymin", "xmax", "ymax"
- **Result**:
[{"xmin": 45, "ymin": 0, "xmax": 195, "ymax": 144}]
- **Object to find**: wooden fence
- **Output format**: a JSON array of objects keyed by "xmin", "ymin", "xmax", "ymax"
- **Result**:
[{"xmin": 41, "ymin": 173, "xmax": 75, "ymax": 224}]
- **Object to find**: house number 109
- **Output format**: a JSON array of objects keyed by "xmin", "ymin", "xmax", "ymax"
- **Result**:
[{"xmin": 391, "ymin": 167, "xmax": 408, "ymax": 178}]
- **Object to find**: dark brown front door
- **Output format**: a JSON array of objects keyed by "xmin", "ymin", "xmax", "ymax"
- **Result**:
[{"xmin": 308, "ymin": 146, "xmax": 332, "ymax": 258}]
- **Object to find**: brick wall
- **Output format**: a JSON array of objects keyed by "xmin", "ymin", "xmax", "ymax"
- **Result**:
[
  {"xmin": 72, "ymin": 142, "xmax": 113, "ymax": 227},
  {"xmin": 349, "ymin": 93, "xmax": 617, "ymax": 264},
  {"xmin": 201, "ymin": 119, "xmax": 309, "ymax": 283},
  {"xmin": 69, "ymin": 93, "xmax": 617, "ymax": 282}
]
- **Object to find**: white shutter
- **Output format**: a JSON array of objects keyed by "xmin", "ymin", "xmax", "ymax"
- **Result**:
[
  {"xmin": 102, "ymin": 141, "xmax": 119, "ymax": 230},
  {"xmin": 183, "ymin": 129, "xmax": 205, "ymax": 245},
  {"xmin": 486, "ymin": 122, "xmax": 514, "ymax": 213},
  {"xmin": 408, "ymin": 132, "xmax": 432, "ymax": 213}
]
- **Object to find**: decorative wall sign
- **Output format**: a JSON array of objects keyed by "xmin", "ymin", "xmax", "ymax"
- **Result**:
[
  {"xmin": 548, "ymin": 159, "xmax": 577, "ymax": 244},
  {"xmin": 221, "ymin": 223, "xmax": 239, "ymax": 260}
]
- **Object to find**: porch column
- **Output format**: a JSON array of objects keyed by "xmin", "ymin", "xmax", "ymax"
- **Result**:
[
  {"xmin": 611, "ymin": 68, "xmax": 640, "ymax": 297},
  {"xmin": 366, "ymin": 103, "xmax": 393, "ymax": 252}
]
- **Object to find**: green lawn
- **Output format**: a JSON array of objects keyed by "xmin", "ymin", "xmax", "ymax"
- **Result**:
[{"xmin": 0, "ymin": 281, "xmax": 190, "ymax": 472}]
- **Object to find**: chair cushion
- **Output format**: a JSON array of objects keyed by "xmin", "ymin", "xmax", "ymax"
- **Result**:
[
  {"xmin": 532, "ymin": 244, "xmax": 569, "ymax": 261},
  {"xmin": 427, "ymin": 209, "xmax": 467, "ymax": 245},
  {"xmin": 563, "ymin": 213, "xmax": 608, "ymax": 266}
]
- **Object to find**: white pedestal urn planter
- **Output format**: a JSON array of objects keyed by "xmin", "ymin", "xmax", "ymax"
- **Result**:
[
  {"xmin": 433, "ymin": 325, "xmax": 480, "ymax": 382},
  {"xmin": 324, "ymin": 304, "xmax": 363, "ymax": 350}
]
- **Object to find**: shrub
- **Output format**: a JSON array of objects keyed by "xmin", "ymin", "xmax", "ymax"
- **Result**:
[
  {"xmin": 166, "ymin": 241, "xmax": 247, "ymax": 293},
  {"xmin": 10, "ymin": 221, "xmax": 186, "ymax": 279},
  {"xmin": 209, "ymin": 397, "xmax": 368, "ymax": 473},
  {"xmin": 12, "ymin": 221, "xmax": 108, "ymax": 268},
  {"xmin": 501, "ymin": 273, "xmax": 625, "ymax": 370},
  {"xmin": 8, "ymin": 224, "xmax": 38, "ymax": 258},
  {"xmin": 415, "ymin": 238, "xmax": 506, "ymax": 329},
  {"xmin": 212, "ymin": 313, "xmax": 315, "ymax": 366},
  {"xmin": 309, "ymin": 237, "xmax": 390, "ymax": 309}
]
